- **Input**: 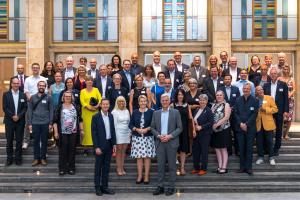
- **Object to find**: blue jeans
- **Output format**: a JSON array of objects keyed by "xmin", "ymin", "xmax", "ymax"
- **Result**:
[{"xmin": 32, "ymin": 124, "xmax": 49, "ymax": 160}]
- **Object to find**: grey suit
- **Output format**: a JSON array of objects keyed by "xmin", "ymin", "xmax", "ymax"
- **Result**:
[
  {"xmin": 151, "ymin": 108, "xmax": 182, "ymax": 189},
  {"xmin": 188, "ymin": 66, "xmax": 208, "ymax": 89}
]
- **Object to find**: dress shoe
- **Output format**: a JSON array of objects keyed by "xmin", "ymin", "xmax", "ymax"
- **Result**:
[
  {"xmin": 102, "ymin": 188, "xmax": 115, "ymax": 195},
  {"xmin": 198, "ymin": 170, "xmax": 207, "ymax": 176},
  {"xmin": 32, "ymin": 159, "xmax": 40, "ymax": 166},
  {"xmin": 15, "ymin": 160, "xmax": 22, "ymax": 166},
  {"xmin": 273, "ymin": 152, "xmax": 279, "ymax": 156},
  {"xmin": 95, "ymin": 188, "xmax": 103, "ymax": 196},
  {"xmin": 144, "ymin": 181, "xmax": 150, "ymax": 185},
  {"xmin": 236, "ymin": 169, "xmax": 246, "ymax": 173},
  {"xmin": 5, "ymin": 160, "xmax": 13, "ymax": 166},
  {"xmin": 246, "ymin": 170, "xmax": 253, "ymax": 176},
  {"xmin": 41, "ymin": 159, "xmax": 47, "ymax": 166},
  {"xmin": 190, "ymin": 170, "xmax": 199, "ymax": 174},
  {"xmin": 153, "ymin": 187, "xmax": 164, "ymax": 195},
  {"xmin": 68, "ymin": 170, "xmax": 75, "ymax": 175},
  {"xmin": 165, "ymin": 188, "xmax": 175, "ymax": 196},
  {"xmin": 59, "ymin": 171, "xmax": 65, "ymax": 176}
]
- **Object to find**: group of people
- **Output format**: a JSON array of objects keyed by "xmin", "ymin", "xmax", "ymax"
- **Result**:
[{"xmin": 2, "ymin": 51, "xmax": 295, "ymax": 196}]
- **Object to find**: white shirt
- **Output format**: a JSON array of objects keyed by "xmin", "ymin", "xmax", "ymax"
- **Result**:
[
  {"xmin": 101, "ymin": 111, "xmax": 111, "ymax": 140},
  {"xmin": 176, "ymin": 62, "xmax": 183, "ymax": 72},
  {"xmin": 90, "ymin": 69, "xmax": 97, "ymax": 79},
  {"xmin": 169, "ymin": 70, "xmax": 175, "ymax": 88},
  {"xmin": 24, "ymin": 75, "xmax": 47, "ymax": 97},
  {"xmin": 101, "ymin": 76, "xmax": 107, "ymax": 98},
  {"xmin": 12, "ymin": 90, "xmax": 19, "ymax": 115},
  {"xmin": 212, "ymin": 78, "xmax": 218, "ymax": 92},
  {"xmin": 153, "ymin": 63, "xmax": 162, "ymax": 77},
  {"xmin": 271, "ymin": 81, "xmax": 277, "ymax": 100},
  {"xmin": 229, "ymin": 67, "xmax": 238, "ymax": 84},
  {"xmin": 225, "ymin": 86, "xmax": 231, "ymax": 100},
  {"xmin": 64, "ymin": 67, "xmax": 75, "ymax": 80}
]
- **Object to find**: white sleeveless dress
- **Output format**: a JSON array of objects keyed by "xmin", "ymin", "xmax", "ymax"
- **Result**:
[{"xmin": 111, "ymin": 109, "xmax": 131, "ymax": 144}]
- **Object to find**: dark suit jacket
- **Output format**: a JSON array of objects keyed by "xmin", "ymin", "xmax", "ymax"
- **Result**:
[
  {"xmin": 193, "ymin": 106, "xmax": 214, "ymax": 135},
  {"xmin": 93, "ymin": 76, "xmax": 113, "ymax": 98},
  {"xmin": 91, "ymin": 112, "xmax": 116, "ymax": 151},
  {"xmin": 222, "ymin": 67, "xmax": 241, "ymax": 82},
  {"xmin": 62, "ymin": 67, "xmax": 77, "ymax": 81},
  {"xmin": 131, "ymin": 63, "xmax": 144, "ymax": 75},
  {"xmin": 164, "ymin": 70, "xmax": 183, "ymax": 89},
  {"xmin": 13, "ymin": 74, "xmax": 28, "ymax": 91},
  {"xmin": 254, "ymin": 75, "xmax": 271, "ymax": 87},
  {"xmin": 202, "ymin": 77, "xmax": 224, "ymax": 103},
  {"xmin": 175, "ymin": 63, "xmax": 190, "ymax": 72},
  {"xmin": 263, "ymin": 80, "xmax": 289, "ymax": 115},
  {"xmin": 219, "ymin": 85, "xmax": 240, "ymax": 108},
  {"xmin": 2, "ymin": 90, "xmax": 27, "ymax": 124},
  {"xmin": 118, "ymin": 70, "xmax": 136, "ymax": 92},
  {"xmin": 87, "ymin": 69, "xmax": 99, "ymax": 77}
]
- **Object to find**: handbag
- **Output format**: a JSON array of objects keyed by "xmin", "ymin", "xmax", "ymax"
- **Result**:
[{"xmin": 89, "ymin": 97, "xmax": 99, "ymax": 106}]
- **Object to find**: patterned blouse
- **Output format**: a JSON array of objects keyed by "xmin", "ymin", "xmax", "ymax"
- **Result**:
[
  {"xmin": 61, "ymin": 105, "xmax": 77, "ymax": 134},
  {"xmin": 211, "ymin": 102, "xmax": 230, "ymax": 132}
]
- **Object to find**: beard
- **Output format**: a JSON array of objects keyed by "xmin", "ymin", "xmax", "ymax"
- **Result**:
[{"xmin": 38, "ymin": 88, "xmax": 45, "ymax": 93}]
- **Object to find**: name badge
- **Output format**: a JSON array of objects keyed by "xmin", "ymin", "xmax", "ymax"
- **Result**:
[
  {"xmin": 176, "ymin": 79, "xmax": 179, "ymax": 83},
  {"xmin": 108, "ymin": 86, "xmax": 111, "ymax": 89},
  {"xmin": 74, "ymin": 94, "xmax": 78, "ymax": 97},
  {"xmin": 250, "ymin": 107, "xmax": 254, "ymax": 111},
  {"xmin": 220, "ymin": 81, "xmax": 224, "ymax": 84},
  {"xmin": 232, "ymin": 94, "xmax": 236, "ymax": 97},
  {"xmin": 279, "ymin": 88, "xmax": 283, "ymax": 92},
  {"xmin": 128, "ymin": 93, "xmax": 131, "ymax": 96},
  {"xmin": 141, "ymin": 91, "xmax": 146, "ymax": 94},
  {"xmin": 42, "ymin": 100, "xmax": 47, "ymax": 104},
  {"xmin": 20, "ymin": 99, "xmax": 25, "ymax": 102},
  {"xmin": 257, "ymin": 70, "xmax": 261, "ymax": 73},
  {"xmin": 263, "ymin": 100, "xmax": 267, "ymax": 104},
  {"xmin": 195, "ymin": 98, "xmax": 199, "ymax": 102},
  {"xmin": 118, "ymin": 91, "xmax": 121, "ymax": 95},
  {"xmin": 202, "ymin": 74, "xmax": 206, "ymax": 78}
]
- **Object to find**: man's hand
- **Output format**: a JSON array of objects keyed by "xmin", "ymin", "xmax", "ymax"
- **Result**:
[
  {"xmin": 240, "ymin": 123, "xmax": 247, "ymax": 132},
  {"xmin": 95, "ymin": 148, "xmax": 102, "ymax": 156},
  {"xmin": 193, "ymin": 131, "xmax": 197, "ymax": 138},
  {"xmin": 283, "ymin": 112, "xmax": 289, "ymax": 119},
  {"xmin": 12, "ymin": 115, "xmax": 19, "ymax": 122},
  {"xmin": 195, "ymin": 125, "xmax": 202, "ymax": 131},
  {"xmin": 49, "ymin": 125, "xmax": 53, "ymax": 131}
]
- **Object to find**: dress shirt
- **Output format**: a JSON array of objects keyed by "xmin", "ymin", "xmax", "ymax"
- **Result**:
[
  {"xmin": 234, "ymin": 79, "xmax": 255, "ymax": 96},
  {"xmin": 12, "ymin": 90, "xmax": 19, "ymax": 115},
  {"xmin": 153, "ymin": 63, "xmax": 162, "ymax": 77},
  {"xmin": 270, "ymin": 81, "xmax": 277, "ymax": 100},
  {"xmin": 101, "ymin": 111, "xmax": 111, "ymax": 140},
  {"xmin": 24, "ymin": 75, "xmax": 47, "ymax": 97},
  {"xmin": 176, "ymin": 62, "xmax": 183, "ymax": 72},
  {"xmin": 101, "ymin": 76, "xmax": 107, "ymax": 98},
  {"xmin": 90, "ymin": 69, "xmax": 97, "ymax": 79},
  {"xmin": 212, "ymin": 77, "xmax": 218, "ymax": 92},
  {"xmin": 195, "ymin": 66, "xmax": 200, "ymax": 79},
  {"xmin": 169, "ymin": 70, "xmax": 175, "ymax": 88},
  {"xmin": 124, "ymin": 70, "xmax": 132, "ymax": 89},
  {"xmin": 221, "ymin": 62, "xmax": 228, "ymax": 70},
  {"xmin": 229, "ymin": 67, "xmax": 238, "ymax": 84},
  {"xmin": 64, "ymin": 67, "xmax": 75, "ymax": 80},
  {"xmin": 165, "ymin": 89, "xmax": 173, "ymax": 99},
  {"xmin": 225, "ymin": 86, "xmax": 231, "ymax": 100},
  {"xmin": 160, "ymin": 108, "xmax": 169, "ymax": 135}
]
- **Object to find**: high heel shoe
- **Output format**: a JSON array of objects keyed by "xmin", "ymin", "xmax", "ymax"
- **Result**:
[
  {"xmin": 136, "ymin": 177, "xmax": 143, "ymax": 184},
  {"xmin": 144, "ymin": 176, "xmax": 150, "ymax": 184}
]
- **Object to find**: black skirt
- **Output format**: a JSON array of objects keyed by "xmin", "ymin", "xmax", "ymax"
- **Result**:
[{"xmin": 210, "ymin": 127, "xmax": 230, "ymax": 148}]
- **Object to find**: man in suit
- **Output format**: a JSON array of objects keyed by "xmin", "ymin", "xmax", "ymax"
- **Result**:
[
  {"xmin": 3, "ymin": 77, "xmax": 27, "ymax": 166},
  {"xmin": 92, "ymin": 99, "xmax": 116, "ymax": 196},
  {"xmin": 151, "ymin": 94, "xmax": 182, "ymax": 196},
  {"xmin": 255, "ymin": 86, "xmax": 278, "ymax": 166},
  {"xmin": 62, "ymin": 56, "xmax": 77, "ymax": 80},
  {"xmin": 152, "ymin": 51, "xmax": 167, "ymax": 76},
  {"xmin": 131, "ymin": 53, "xmax": 144, "ymax": 75},
  {"xmin": 118, "ymin": 59, "xmax": 136, "ymax": 93},
  {"xmin": 93, "ymin": 64, "xmax": 113, "ymax": 99},
  {"xmin": 219, "ymin": 74, "xmax": 240, "ymax": 155},
  {"xmin": 263, "ymin": 68, "xmax": 289, "ymax": 156},
  {"xmin": 188, "ymin": 55, "xmax": 208, "ymax": 89},
  {"xmin": 222, "ymin": 56, "xmax": 241, "ymax": 84},
  {"xmin": 13, "ymin": 64, "xmax": 28, "ymax": 91},
  {"xmin": 173, "ymin": 51, "xmax": 189, "ymax": 72},
  {"xmin": 87, "ymin": 58, "xmax": 99, "ymax": 79},
  {"xmin": 164, "ymin": 59, "xmax": 182, "ymax": 90},
  {"xmin": 234, "ymin": 83, "xmax": 259, "ymax": 175},
  {"xmin": 219, "ymin": 51, "xmax": 229, "ymax": 70},
  {"xmin": 203, "ymin": 66, "xmax": 224, "ymax": 103}
]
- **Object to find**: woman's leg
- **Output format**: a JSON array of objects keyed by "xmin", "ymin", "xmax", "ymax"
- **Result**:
[
  {"xmin": 180, "ymin": 152, "xmax": 186, "ymax": 174},
  {"xmin": 116, "ymin": 144, "xmax": 123, "ymax": 175},
  {"xmin": 121, "ymin": 144, "xmax": 128, "ymax": 175},
  {"xmin": 215, "ymin": 148, "xmax": 222, "ymax": 170},
  {"xmin": 283, "ymin": 121, "xmax": 292, "ymax": 139},
  {"xmin": 220, "ymin": 148, "xmax": 228, "ymax": 171},
  {"xmin": 144, "ymin": 158, "xmax": 151, "ymax": 182},
  {"xmin": 136, "ymin": 158, "xmax": 143, "ymax": 181}
]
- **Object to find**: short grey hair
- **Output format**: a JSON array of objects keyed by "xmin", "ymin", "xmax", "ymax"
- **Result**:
[
  {"xmin": 161, "ymin": 93, "xmax": 170, "ymax": 101},
  {"xmin": 243, "ymin": 82, "xmax": 252, "ymax": 89},
  {"xmin": 199, "ymin": 94, "xmax": 208, "ymax": 101},
  {"xmin": 188, "ymin": 78, "xmax": 198, "ymax": 85}
]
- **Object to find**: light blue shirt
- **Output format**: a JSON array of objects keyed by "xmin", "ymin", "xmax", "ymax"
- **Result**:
[
  {"xmin": 225, "ymin": 86, "xmax": 231, "ymax": 100},
  {"xmin": 160, "ymin": 108, "xmax": 169, "ymax": 135},
  {"xmin": 233, "ymin": 79, "xmax": 255, "ymax": 96},
  {"xmin": 124, "ymin": 70, "xmax": 132, "ymax": 89}
]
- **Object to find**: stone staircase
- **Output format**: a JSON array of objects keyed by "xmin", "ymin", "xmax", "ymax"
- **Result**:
[{"xmin": 1, "ymin": 132, "xmax": 300, "ymax": 193}]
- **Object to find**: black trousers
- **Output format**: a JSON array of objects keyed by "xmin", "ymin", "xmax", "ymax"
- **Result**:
[
  {"xmin": 192, "ymin": 133, "xmax": 211, "ymax": 171},
  {"xmin": 59, "ymin": 133, "xmax": 77, "ymax": 171},
  {"xmin": 237, "ymin": 130, "xmax": 255, "ymax": 170},
  {"xmin": 273, "ymin": 113, "xmax": 283, "ymax": 154},
  {"xmin": 94, "ymin": 140, "xmax": 112, "ymax": 190},
  {"xmin": 256, "ymin": 127, "xmax": 274, "ymax": 158},
  {"xmin": 5, "ymin": 121, "xmax": 25, "ymax": 162}
]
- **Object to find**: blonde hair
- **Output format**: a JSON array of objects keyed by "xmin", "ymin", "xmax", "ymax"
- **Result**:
[{"xmin": 113, "ymin": 96, "xmax": 127, "ymax": 110}]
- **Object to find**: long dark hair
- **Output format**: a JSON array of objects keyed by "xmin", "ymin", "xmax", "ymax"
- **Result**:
[
  {"xmin": 174, "ymin": 88, "xmax": 187, "ymax": 104},
  {"xmin": 111, "ymin": 54, "xmax": 122, "ymax": 69},
  {"xmin": 63, "ymin": 77, "xmax": 74, "ymax": 91},
  {"xmin": 143, "ymin": 64, "xmax": 155, "ymax": 78},
  {"xmin": 41, "ymin": 61, "xmax": 55, "ymax": 76}
]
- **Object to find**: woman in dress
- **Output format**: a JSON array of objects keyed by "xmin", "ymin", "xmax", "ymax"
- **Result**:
[
  {"xmin": 178, "ymin": 71, "xmax": 192, "ymax": 93},
  {"xmin": 186, "ymin": 78, "xmax": 202, "ymax": 114},
  {"xmin": 211, "ymin": 90, "xmax": 231, "ymax": 174},
  {"xmin": 107, "ymin": 73, "xmax": 128, "ymax": 111},
  {"xmin": 59, "ymin": 77, "xmax": 81, "ymax": 108},
  {"xmin": 49, "ymin": 72, "xmax": 65, "ymax": 109},
  {"xmin": 172, "ymin": 89, "xmax": 194, "ymax": 175},
  {"xmin": 73, "ymin": 65, "xmax": 87, "ymax": 91},
  {"xmin": 129, "ymin": 95, "xmax": 155, "ymax": 184},
  {"xmin": 151, "ymin": 72, "xmax": 165, "ymax": 110},
  {"xmin": 80, "ymin": 75, "xmax": 102, "ymax": 146},
  {"xmin": 279, "ymin": 64, "xmax": 296, "ymax": 139},
  {"xmin": 143, "ymin": 64, "xmax": 156, "ymax": 89},
  {"xmin": 53, "ymin": 91, "xmax": 83, "ymax": 175},
  {"xmin": 129, "ymin": 74, "xmax": 152, "ymax": 113},
  {"xmin": 111, "ymin": 54, "xmax": 123, "ymax": 76},
  {"xmin": 248, "ymin": 55, "xmax": 261, "ymax": 83},
  {"xmin": 41, "ymin": 61, "xmax": 55, "ymax": 87},
  {"xmin": 112, "ymin": 96, "xmax": 131, "ymax": 176}
]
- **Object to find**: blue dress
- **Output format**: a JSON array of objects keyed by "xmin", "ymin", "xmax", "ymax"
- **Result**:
[{"xmin": 151, "ymin": 83, "xmax": 165, "ymax": 110}]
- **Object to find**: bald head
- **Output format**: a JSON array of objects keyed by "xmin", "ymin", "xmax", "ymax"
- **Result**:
[
  {"xmin": 90, "ymin": 58, "xmax": 97, "ymax": 70},
  {"xmin": 66, "ymin": 56, "xmax": 74, "ymax": 68},
  {"xmin": 229, "ymin": 56, "xmax": 237, "ymax": 68},
  {"xmin": 278, "ymin": 52, "xmax": 287, "ymax": 66},
  {"xmin": 17, "ymin": 64, "xmax": 25, "ymax": 75},
  {"xmin": 153, "ymin": 51, "xmax": 161, "ymax": 64},
  {"xmin": 131, "ymin": 53, "xmax": 138, "ymax": 64}
]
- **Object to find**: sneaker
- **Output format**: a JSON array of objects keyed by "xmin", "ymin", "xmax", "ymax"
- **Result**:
[
  {"xmin": 269, "ymin": 159, "xmax": 276, "ymax": 166},
  {"xmin": 255, "ymin": 158, "xmax": 264, "ymax": 165},
  {"xmin": 22, "ymin": 142, "xmax": 29, "ymax": 150}
]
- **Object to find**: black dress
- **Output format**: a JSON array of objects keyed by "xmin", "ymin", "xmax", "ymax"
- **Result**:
[
  {"xmin": 132, "ymin": 87, "xmax": 147, "ymax": 110},
  {"xmin": 186, "ymin": 89, "xmax": 202, "ymax": 115},
  {"xmin": 174, "ymin": 103, "xmax": 190, "ymax": 153},
  {"xmin": 107, "ymin": 86, "xmax": 128, "ymax": 111}
]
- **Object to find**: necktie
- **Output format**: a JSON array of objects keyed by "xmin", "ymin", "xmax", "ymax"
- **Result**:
[{"xmin": 20, "ymin": 75, "xmax": 24, "ymax": 89}]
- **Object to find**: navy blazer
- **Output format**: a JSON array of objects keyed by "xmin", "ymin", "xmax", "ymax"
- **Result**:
[
  {"xmin": 129, "ymin": 109, "xmax": 154, "ymax": 137},
  {"xmin": 234, "ymin": 95, "xmax": 259, "ymax": 132},
  {"xmin": 175, "ymin": 63, "xmax": 190, "ymax": 72},
  {"xmin": 164, "ymin": 70, "xmax": 183, "ymax": 89},
  {"xmin": 92, "ymin": 112, "xmax": 116, "ymax": 151},
  {"xmin": 131, "ymin": 63, "xmax": 144, "ymax": 75},
  {"xmin": 193, "ymin": 106, "xmax": 214, "ymax": 135},
  {"xmin": 93, "ymin": 76, "xmax": 113, "ymax": 98},
  {"xmin": 222, "ymin": 67, "xmax": 241, "ymax": 82},
  {"xmin": 219, "ymin": 85, "xmax": 241, "ymax": 108},
  {"xmin": 118, "ymin": 70, "xmax": 136, "ymax": 92},
  {"xmin": 254, "ymin": 75, "xmax": 271, "ymax": 87},
  {"xmin": 263, "ymin": 80, "xmax": 289, "ymax": 115},
  {"xmin": 13, "ymin": 75, "xmax": 28, "ymax": 91},
  {"xmin": 87, "ymin": 69, "xmax": 99, "ymax": 77},
  {"xmin": 202, "ymin": 77, "xmax": 224, "ymax": 103},
  {"xmin": 2, "ymin": 90, "xmax": 27, "ymax": 124}
]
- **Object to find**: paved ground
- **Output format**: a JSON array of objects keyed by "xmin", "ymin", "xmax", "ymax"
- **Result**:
[{"xmin": 1, "ymin": 193, "xmax": 300, "ymax": 200}]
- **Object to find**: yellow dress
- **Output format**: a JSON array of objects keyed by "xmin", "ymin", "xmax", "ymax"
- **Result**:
[{"xmin": 80, "ymin": 87, "xmax": 102, "ymax": 146}]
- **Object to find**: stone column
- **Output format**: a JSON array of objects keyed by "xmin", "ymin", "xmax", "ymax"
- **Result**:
[
  {"xmin": 211, "ymin": 0, "xmax": 231, "ymax": 57},
  {"xmin": 26, "ymin": 0, "xmax": 50, "ymax": 71},
  {"xmin": 118, "ymin": 0, "xmax": 138, "ymax": 59}
]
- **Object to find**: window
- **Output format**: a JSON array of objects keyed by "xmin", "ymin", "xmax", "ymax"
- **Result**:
[
  {"xmin": 56, "ymin": 53, "xmax": 115, "ymax": 67},
  {"xmin": 142, "ymin": 0, "xmax": 207, "ymax": 41},
  {"xmin": 53, "ymin": 0, "xmax": 118, "ymax": 42},
  {"xmin": 0, "ymin": 0, "xmax": 26, "ymax": 42},
  {"xmin": 232, "ymin": 0, "xmax": 297, "ymax": 40}
]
